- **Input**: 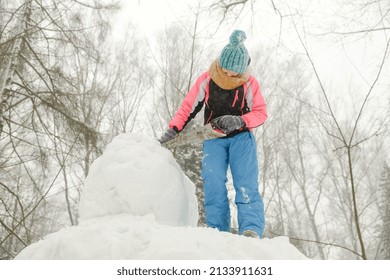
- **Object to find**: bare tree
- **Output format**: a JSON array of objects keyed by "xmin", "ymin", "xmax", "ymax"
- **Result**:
[
  {"xmin": 148, "ymin": 13, "xmax": 211, "ymax": 225},
  {"xmin": 287, "ymin": 0, "xmax": 390, "ymax": 258},
  {"xmin": 0, "ymin": 0, "xmax": 119, "ymax": 258}
]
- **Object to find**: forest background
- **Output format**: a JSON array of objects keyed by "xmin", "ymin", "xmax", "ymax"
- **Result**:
[{"xmin": 0, "ymin": 0, "xmax": 389, "ymax": 260}]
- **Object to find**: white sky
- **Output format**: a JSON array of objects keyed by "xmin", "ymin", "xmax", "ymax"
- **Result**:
[
  {"xmin": 112, "ymin": 0, "xmax": 389, "ymax": 119},
  {"xmin": 112, "ymin": 0, "xmax": 189, "ymax": 40},
  {"xmin": 113, "ymin": 1, "xmax": 388, "ymax": 68}
]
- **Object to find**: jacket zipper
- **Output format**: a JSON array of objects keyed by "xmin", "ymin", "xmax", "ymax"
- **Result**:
[
  {"xmin": 206, "ymin": 111, "xmax": 213, "ymax": 124},
  {"xmin": 241, "ymin": 90, "xmax": 246, "ymax": 109},
  {"xmin": 232, "ymin": 90, "xmax": 239, "ymax": 107}
]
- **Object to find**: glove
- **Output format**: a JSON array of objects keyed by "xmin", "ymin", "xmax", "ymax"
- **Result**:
[
  {"xmin": 158, "ymin": 128, "xmax": 177, "ymax": 144},
  {"xmin": 211, "ymin": 115, "xmax": 245, "ymax": 134}
]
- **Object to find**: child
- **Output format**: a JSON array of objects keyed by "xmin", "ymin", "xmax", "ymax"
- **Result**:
[{"xmin": 159, "ymin": 30, "xmax": 267, "ymax": 238}]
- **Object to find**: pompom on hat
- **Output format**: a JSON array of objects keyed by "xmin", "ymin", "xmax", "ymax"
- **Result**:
[{"xmin": 219, "ymin": 30, "xmax": 249, "ymax": 74}]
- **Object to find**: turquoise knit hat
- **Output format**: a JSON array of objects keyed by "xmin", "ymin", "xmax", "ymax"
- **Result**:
[{"xmin": 219, "ymin": 30, "xmax": 249, "ymax": 74}]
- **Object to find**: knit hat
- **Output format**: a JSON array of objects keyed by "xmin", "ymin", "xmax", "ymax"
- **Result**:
[{"xmin": 219, "ymin": 30, "xmax": 249, "ymax": 74}]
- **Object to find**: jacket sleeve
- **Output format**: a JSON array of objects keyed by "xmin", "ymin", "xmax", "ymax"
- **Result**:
[
  {"xmin": 168, "ymin": 72, "xmax": 209, "ymax": 132},
  {"xmin": 241, "ymin": 76, "xmax": 268, "ymax": 129}
]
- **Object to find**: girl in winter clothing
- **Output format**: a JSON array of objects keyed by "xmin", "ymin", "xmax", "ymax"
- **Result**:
[{"xmin": 159, "ymin": 30, "xmax": 267, "ymax": 238}]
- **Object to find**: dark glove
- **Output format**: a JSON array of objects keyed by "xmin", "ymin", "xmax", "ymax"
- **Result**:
[
  {"xmin": 211, "ymin": 115, "xmax": 245, "ymax": 134},
  {"xmin": 158, "ymin": 128, "xmax": 177, "ymax": 144}
]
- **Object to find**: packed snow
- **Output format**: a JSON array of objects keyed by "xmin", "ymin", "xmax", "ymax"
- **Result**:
[
  {"xmin": 78, "ymin": 133, "xmax": 198, "ymax": 226},
  {"xmin": 15, "ymin": 133, "xmax": 307, "ymax": 260}
]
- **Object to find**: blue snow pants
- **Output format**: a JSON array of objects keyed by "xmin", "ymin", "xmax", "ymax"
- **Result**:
[{"xmin": 202, "ymin": 131, "xmax": 265, "ymax": 237}]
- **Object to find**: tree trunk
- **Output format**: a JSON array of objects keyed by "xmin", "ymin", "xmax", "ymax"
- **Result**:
[
  {"xmin": 0, "ymin": 0, "xmax": 32, "ymax": 137},
  {"xmin": 347, "ymin": 147, "xmax": 367, "ymax": 259}
]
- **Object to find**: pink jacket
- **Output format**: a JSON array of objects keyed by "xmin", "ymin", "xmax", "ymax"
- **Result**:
[{"xmin": 169, "ymin": 71, "xmax": 267, "ymax": 133}]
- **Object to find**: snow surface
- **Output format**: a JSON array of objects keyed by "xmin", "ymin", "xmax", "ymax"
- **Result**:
[
  {"xmin": 15, "ymin": 133, "xmax": 307, "ymax": 260},
  {"xmin": 78, "ymin": 133, "xmax": 198, "ymax": 226}
]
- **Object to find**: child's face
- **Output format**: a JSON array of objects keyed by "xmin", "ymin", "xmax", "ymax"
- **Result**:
[{"xmin": 222, "ymin": 68, "xmax": 240, "ymax": 77}]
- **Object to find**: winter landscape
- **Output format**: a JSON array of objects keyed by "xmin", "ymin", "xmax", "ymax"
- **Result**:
[
  {"xmin": 15, "ymin": 133, "xmax": 307, "ymax": 260},
  {"xmin": 1, "ymin": 0, "xmax": 390, "ymax": 264}
]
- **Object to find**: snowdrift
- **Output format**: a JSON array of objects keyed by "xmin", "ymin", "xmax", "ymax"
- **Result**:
[{"xmin": 15, "ymin": 133, "xmax": 307, "ymax": 260}]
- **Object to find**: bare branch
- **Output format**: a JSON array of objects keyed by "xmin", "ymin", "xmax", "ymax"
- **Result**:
[{"xmin": 349, "ymin": 36, "xmax": 390, "ymax": 146}]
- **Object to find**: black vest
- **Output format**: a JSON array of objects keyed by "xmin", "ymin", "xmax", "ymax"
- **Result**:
[
  {"xmin": 178, "ymin": 79, "xmax": 251, "ymax": 133},
  {"xmin": 204, "ymin": 79, "xmax": 250, "ymax": 124}
]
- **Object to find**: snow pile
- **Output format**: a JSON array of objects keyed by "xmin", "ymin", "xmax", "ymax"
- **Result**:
[
  {"xmin": 15, "ymin": 133, "xmax": 307, "ymax": 260},
  {"xmin": 78, "ymin": 133, "xmax": 198, "ymax": 226}
]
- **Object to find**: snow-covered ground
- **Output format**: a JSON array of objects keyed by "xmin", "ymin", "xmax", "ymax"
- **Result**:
[{"xmin": 15, "ymin": 133, "xmax": 307, "ymax": 260}]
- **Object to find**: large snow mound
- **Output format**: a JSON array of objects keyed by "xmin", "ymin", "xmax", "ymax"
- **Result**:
[
  {"xmin": 78, "ymin": 133, "xmax": 198, "ymax": 226},
  {"xmin": 16, "ymin": 214, "xmax": 306, "ymax": 259},
  {"xmin": 15, "ymin": 133, "xmax": 307, "ymax": 260}
]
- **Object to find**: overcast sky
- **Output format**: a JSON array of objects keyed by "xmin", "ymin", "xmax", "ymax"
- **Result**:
[{"xmin": 112, "ymin": 0, "xmax": 389, "ymax": 120}]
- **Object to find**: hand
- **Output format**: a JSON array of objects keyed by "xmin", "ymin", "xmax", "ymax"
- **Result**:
[
  {"xmin": 211, "ymin": 115, "xmax": 245, "ymax": 134},
  {"xmin": 158, "ymin": 128, "xmax": 177, "ymax": 144}
]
